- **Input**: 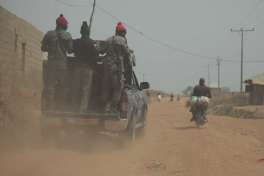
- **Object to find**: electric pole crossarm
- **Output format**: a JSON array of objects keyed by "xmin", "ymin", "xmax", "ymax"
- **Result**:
[{"xmin": 231, "ymin": 28, "xmax": 255, "ymax": 32}]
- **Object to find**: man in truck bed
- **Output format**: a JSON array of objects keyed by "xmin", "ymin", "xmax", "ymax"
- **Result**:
[
  {"xmin": 73, "ymin": 21, "xmax": 97, "ymax": 113},
  {"xmin": 102, "ymin": 22, "xmax": 131, "ymax": 112},
  {"xmin": 41, "ymin": 14, "xmax": 73, "ymax": 110}
]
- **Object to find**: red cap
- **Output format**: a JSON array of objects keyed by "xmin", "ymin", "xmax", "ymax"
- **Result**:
[
  {"xmin": 56, "ymin": 14, "xmax": 68, "ymax": 28},
  {"xmin": 116, "ymin": 22, "xmax": 126, "ymax": 33}
]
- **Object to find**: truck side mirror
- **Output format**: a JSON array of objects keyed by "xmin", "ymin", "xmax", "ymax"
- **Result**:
[{"xmin": 140, "ymin": 82, "xmax": 150, "ymax": 90}]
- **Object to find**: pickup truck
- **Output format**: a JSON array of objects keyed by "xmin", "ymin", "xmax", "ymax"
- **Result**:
[{"xmin": 41, "ymin": 40, "xmax": 150, "ymax": 141}]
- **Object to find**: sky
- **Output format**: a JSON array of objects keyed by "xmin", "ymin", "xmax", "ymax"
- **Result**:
[{"xmin": 1, "ymin": 0, "xmax": 264, "ymax": 93}]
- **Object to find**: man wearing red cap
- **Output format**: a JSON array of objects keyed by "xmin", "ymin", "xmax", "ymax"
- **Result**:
[
  {"xmin": 41, "ymin": 14, "xmax": 73, "ymax": 110},
  {"xmin": 101, "ymin": 22, "xmax": 131, "ymax": 112}
]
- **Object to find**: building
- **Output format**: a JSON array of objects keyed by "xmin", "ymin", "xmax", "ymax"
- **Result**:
[
  {"xmin": 0, "ymin": 6, "xmax": 43, "ymax": 124},
  {"xmin": 209, "ymin": 83, "xmax": 221, "ymax": 97},
  {"xmin": 245, "ymin": 79, "xmax": 264, "ymax": 105}
]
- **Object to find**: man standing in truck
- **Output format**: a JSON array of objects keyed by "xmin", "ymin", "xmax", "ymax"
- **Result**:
[
  {"xmin": 102, "ymin": 22, "xmax": 131, "ymax": 112},
  {"xmin": 73, "ymin": 21, "xmax": 97, "ymax": 113},
  {"xmin": 41, "ymin": 14, "xmax": 73, "ymax": 110}
]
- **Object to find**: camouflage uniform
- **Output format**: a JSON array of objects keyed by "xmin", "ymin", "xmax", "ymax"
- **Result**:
[
  {"xmin": 102, "ymin": 35, "xmax": 130, "ymax": 112},
  {"xmin": 41, "ymin": 29, "xmax": 73, "ymax": 110},
  {"xmin": 124, "ymin": 49, "xmax": 135, "ymax": 85}
]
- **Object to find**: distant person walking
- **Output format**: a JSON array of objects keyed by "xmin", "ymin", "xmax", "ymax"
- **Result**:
[
  {"xmin": 146, "ymin": 90, "xmax": 151, "ymax": 104},
  {"xmin": 177, "ymin": 94, "xmax": 181, "ymax": 102},
  {"xmin": 170, "ymin": 93, "xmax": 174, "ymax": 102},
  {"xmin": 157, "ymin": 93, "xmax": 162, "ymax": 102}
]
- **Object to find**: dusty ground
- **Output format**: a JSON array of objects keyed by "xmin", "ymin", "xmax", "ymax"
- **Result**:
[{"xmin": 0, "ymin": 99, "xmax": 264, "ymax": 176}]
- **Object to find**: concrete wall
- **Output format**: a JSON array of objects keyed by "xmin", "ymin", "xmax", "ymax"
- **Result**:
[{"xmin": 0, "ymin": 6, "xmax": 43, "ymax": 123}]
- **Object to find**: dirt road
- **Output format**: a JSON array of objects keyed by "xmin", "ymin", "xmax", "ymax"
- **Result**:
[{"xmin": 0, "ymin": 99, "xmax": 264, "ymax": 176}]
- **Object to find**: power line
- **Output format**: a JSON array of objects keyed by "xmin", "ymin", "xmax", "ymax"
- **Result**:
[
  {"xmin": 221, "ymin": 58, "xmax": 264, "ymax": 63},
  {"xmin": 94, "ymin": 4, "xmax": 218, "ymax": 60},
  {"xmin": 55, "ymin": 0, "xmax": 86, "ymax": 7},
  {"xmin": 100, "ymin": 6, "xmax": 217, "ymax": 59},
  {"xmin": 238, "ymin": 0, "xmax": 264, "ymax": 25},
  {"xmin": 54, "ymin": 0, "xmax": 264, "ymax": 64},
  {"xmin": 55, "ymin": 0, "xmax": 218, "ymax": 60}
]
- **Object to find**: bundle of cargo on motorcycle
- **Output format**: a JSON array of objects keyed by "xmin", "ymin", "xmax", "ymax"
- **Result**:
[
  {"xmin": 189, "ymin": 96, "xmax": 210, "ymax": 127},
  {"xmin": 41, "ymin": 37, "xmax": 150, "ymax": 141}
]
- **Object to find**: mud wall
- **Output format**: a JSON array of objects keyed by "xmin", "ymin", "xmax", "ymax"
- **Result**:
[{"xmin": 0, "ymin": 6, "xmax": 43, "ymax": 125}]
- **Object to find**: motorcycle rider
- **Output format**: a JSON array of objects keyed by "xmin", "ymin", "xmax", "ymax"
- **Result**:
[{"xmin": 190, "ymin": 78, "xmax": 212, "ymax": 121}]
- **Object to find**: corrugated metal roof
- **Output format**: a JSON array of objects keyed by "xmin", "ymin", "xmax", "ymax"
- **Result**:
[{"xmin": 245, "ymin": 79, "xmax": 264, "ymax": 86}]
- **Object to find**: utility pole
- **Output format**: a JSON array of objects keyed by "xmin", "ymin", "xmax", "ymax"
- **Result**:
[
  {"xmin": 231, "ymin": 27, "xmax": 255, "ymax": 93},
  {"xmin": 207, "ymin": 64, "xmax": 210, "ymax": 87},
  {"xmin": 216, "ymin": 57, "xmax": 222, "ymax": 90},
  {"xmin": 88, "ymin": 0, "xmax": 96, "ymax": 37}
]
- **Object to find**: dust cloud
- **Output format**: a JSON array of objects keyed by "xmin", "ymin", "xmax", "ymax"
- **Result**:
[{"xmin": 0, "ymin": 98, "xmax": 264, "ymax": 176}]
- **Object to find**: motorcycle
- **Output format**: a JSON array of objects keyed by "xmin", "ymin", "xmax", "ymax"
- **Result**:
[{"xmin": 190, "ymin": 96, "xmax": 209, "ymax": 127}]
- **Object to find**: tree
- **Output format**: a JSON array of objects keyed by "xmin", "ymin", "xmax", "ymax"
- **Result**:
[{"xmin": 182, "ymin": 86, "xmax": 193, "ymax": 96}]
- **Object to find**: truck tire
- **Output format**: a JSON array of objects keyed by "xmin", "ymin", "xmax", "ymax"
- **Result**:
[
  {"xmin": 137, "ymin": 122, "xmax": 146, "ymax": 138},
  {"xmin": 129, "ymin": 117, "xmax": 136, "ymax": 142},
  {"xmin": 40, "ymin": 116, "xmax": 52, "ymax": 142},
  {"xmin": 40, "ymin": 115, "xmax": 60, "ymax": 147},
  {"xmin": 126, "ymin": 113, "xmax": 137, "ymax": 142}
]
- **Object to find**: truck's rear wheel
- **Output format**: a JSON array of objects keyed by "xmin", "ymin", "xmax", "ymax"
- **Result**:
[
  {"xmin": 128, "ymin": 116, "xmax": 136, "ymax": 142},
  {"xmin": 117, "ymin": 117, "xmax": 136, "ymax": 147},
  {"xmin": 40, "ymin": 115, "xmax": 61, "ymax": 147},
  {"xmin": 126, "ymin": 110, "xmax": 147, "ymax": 142},
  {"xmin": 137, "ymin": 124, "xmax": 146, "ymax": 138}
]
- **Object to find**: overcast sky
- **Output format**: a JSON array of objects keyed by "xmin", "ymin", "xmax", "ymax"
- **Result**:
[{"xmin": 1, "ymin": 0, "xmax": 264, "ymax": 93}]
